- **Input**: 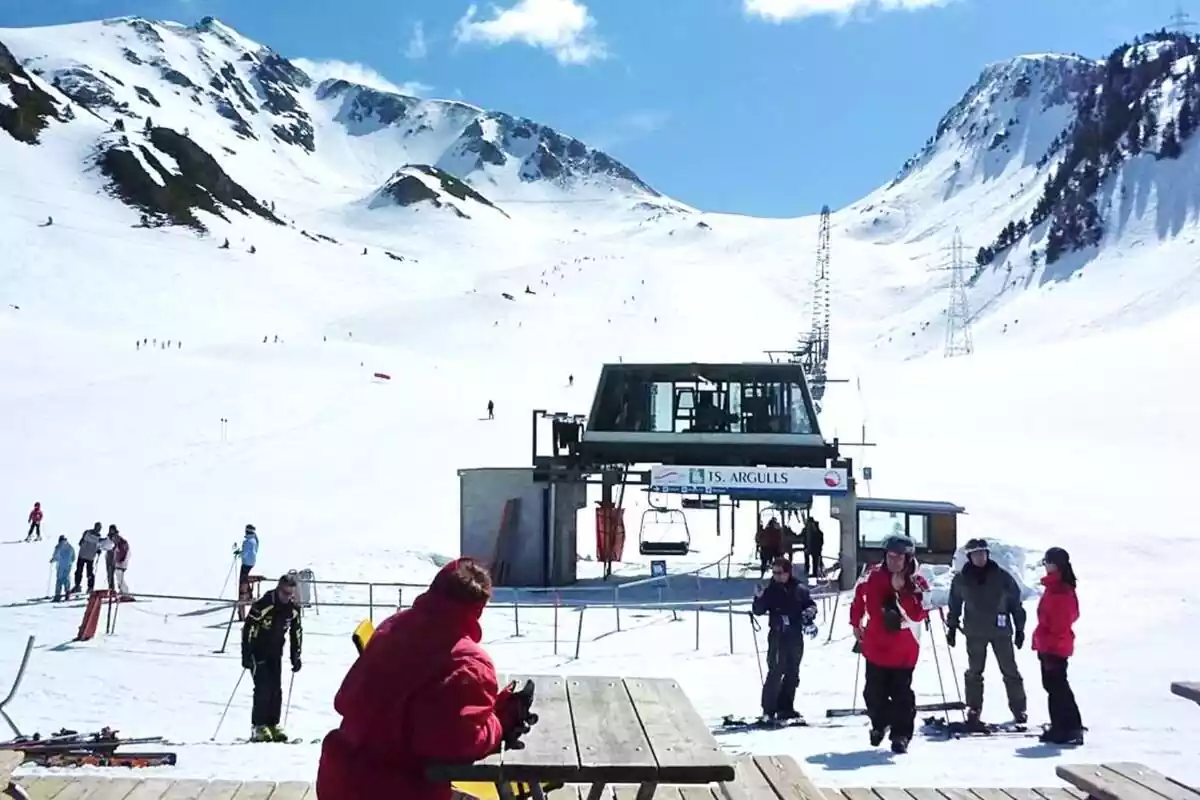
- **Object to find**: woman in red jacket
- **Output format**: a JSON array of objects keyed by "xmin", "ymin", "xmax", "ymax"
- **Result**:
[
  {"xmin": 849, "ymin": 534, "xmax": 929, "ymax": 754},
  {"xmin": 316, "ymin": 559, "xmax": 527, "ymax": 800},
  {"xmin": 1032, "ymin": 546, "xmax": 1083, "ymax": 745}
]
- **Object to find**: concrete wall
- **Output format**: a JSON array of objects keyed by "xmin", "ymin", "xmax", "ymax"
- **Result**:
[{"xmin": 458, "ymin": 468, "xmax": 586, "ymax": 587}]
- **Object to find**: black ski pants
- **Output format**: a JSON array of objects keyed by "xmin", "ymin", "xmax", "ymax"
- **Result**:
[
  {"xmin": 1039, "ymin": 654, "xmax": 1082, "ymax": 733},
  {"xmin": 251, "ymin": 657, "xmax": 284, "ymax": 727},
  {"xmin": 863, "ymin": 661, "xmax": 916, "ymax": 741},
  {"xmin": 761, "ymin": 628, "xmax": 804, "ymax": 716},
  {"xmin": 73, "ymin": 557, "xmax": 95, "ymax": 592},
  {"xmin": 26, "ymin": 521, "xmax": 41, "ymax": 540},
  {"xmin": 805, "ymin": 546, "xmax": 822, "ymax": 577}
]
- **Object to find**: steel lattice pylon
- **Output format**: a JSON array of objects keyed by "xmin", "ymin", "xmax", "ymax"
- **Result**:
[
  {"xmin": 944, "ymin": 227, "xmax": 974, "ymax": 357},
  {"xmin": 810, "ymin": 205, "xmax": 832, "ymax": 368}
]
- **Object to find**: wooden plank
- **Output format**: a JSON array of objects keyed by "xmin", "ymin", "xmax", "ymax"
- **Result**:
[
  {"xmin": 751, "ymin": 756, "xmax": 823, "ymax": 800},
  {"xmin": 123, "ymin": 779, "xmax": 175, "ymax": 800},
  {"xmin": 568, "ymin": 676, "xmax": 657, "ymax": 784},
  {"xmin": 1102, "ymin": 763, "xmax": 1200, "ymax": 800},
  {"xmin": 0, "ymin": 752, "xmax": 20, "ymax": 786},
  {"xmin": 612, "ymin": 788, "xmax": 683, "ymax": 799},
  {"xmin": 265, "ymin": 783, "xmax": 311, "ymax": 800},
  {"xmin": 502, "ymin": 675, "xmax": 581, "ymax": 782},
  {"xmin": 999, "ymin": 791, "xmax": 1043, "ymax": 800},
  {"xmin": 971, "ymin": 790, "xmax": 1015, "ymax": 800},
  {"xmin": 19, "ymin": 778, "xmax": 74, "ymax": 800},
  {"xmin": 159, "ymin": 781, "xmax": 212, "ymax": 800},
  {"xmin": 720, "ymin": 757, "xmax": 773, "ymax": 800},
  {"xmin": 1169, "ymin": 682, "xmax": 1200, "ymax": 704},
  {"xmin": 77, "ymin": 778, "xmax": 141, "ymax": 800},
  {"xmin": 904, "ymin": 790, "xmax": 945, "ymax": 800},
  {"xmin": 1056, "ymin": 766, "xmax": 1166, "ymax": 800},
  {"xmin": 875, "ymin": 789, "xmax": 917, "ymax": 800},
  {"xmin": 679, "ymin": 789, "xmax": 717, "ymax": 800},
  {"xmin": 230, "ymin": 784, "xmax": 277, "ymax": 800},
  {"xmin": 624, "ymin": 679, "xmax": 732, "ymax": 783},
  {"xmin": 938, "ymin": 790, "xmax": 981, "ymax": 800},
  {"xmin": 196, "ymin": 781, "xmax": 243, "ymax": 800},
  {"xmin": 821, "ymin": 793, "xmax": 850, "ymax": 800},
  {"xmin": 44, "ymin": 780, "xmax": 96, "ymax": 800},
  {"xmin": 840, "ymin": 789, "xmax": 880, "ymax": 800}
]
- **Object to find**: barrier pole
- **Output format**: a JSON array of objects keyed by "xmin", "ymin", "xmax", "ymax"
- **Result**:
[
  {"xmin": 727, "ymin": 600, "xmax": 734, "ymax": 654},
  {"xmin": 368, "ymin": 584, "xmax": 375, "ymax": 625},
  {"xmin": 574, "ymin": 607, "xmax": 585, "ymax": 660},
  {"xmin": 694, "ymin": 608, "xmax": 700, "ymax": 651},
  {"xmin": 553, "ymin": 593, "xmax": 559, "ymax": 655}
]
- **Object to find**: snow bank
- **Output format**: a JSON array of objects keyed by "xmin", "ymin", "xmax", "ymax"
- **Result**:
[{"xmin": 919, "ymin": 537, "xmax": 1042, "ymax": 608}]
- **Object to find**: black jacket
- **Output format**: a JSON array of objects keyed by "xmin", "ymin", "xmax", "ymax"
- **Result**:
[
  {"xmin": 752, "ymin": 577, "xmax": 817, "ymax": 634},
  {"xmin": 242, "ymin": 589, "xmax": 303, "ymax": 667}
]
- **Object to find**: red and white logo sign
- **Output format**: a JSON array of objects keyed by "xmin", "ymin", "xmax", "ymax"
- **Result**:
[{"xmin": 823, "ymin": 470, "xmax": 843, "ymax": 488}]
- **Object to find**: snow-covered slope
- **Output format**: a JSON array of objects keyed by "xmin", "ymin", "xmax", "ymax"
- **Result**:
[{"xmin": 2, "ymin": 14, "xmax": 1200, "ymax": 792}]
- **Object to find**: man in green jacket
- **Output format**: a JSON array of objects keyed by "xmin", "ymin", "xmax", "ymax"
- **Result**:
[{"xmin": 946, "ymin": 538, "xmax": 1027, "ymax": 727}]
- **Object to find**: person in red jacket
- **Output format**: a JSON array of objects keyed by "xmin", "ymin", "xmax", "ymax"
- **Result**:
[
  {"xmin": 1032, "ymin": 546, "xmax": 1082, "ymax": 745},
  {"xmin": 25, "ymin": 502, "xmax": 43, "ymax": 542},
  {"xmin": 849, "ymin": 534, "xmax": 929, "ymax": 753},
  {"xmin": 316, "ymin": 558, "xmax": 532, "ymax": 800}
]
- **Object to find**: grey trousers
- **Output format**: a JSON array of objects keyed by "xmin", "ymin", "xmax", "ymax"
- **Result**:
[
  {"xmin": 964, "ymin": 634, "xmax": 1026, "ymax": 716},
  {"xmin": 762, "ymin": 629, "xmax": 804, "ymax": 715}
]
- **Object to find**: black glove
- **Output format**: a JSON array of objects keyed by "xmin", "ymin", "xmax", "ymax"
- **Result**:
[
  {"xmin": 881, "ymin": 606, "xmax": 903, "ymax": 632},
  {"xmin": 1014, "ymin": 629, "xmax": 1024, "ymax": 650},
  {"xmin": 945, "ymin": 626, "xmax": 957, "ymax": 648},
  {"xmin": 501, "ymin": 680, "xmax": 538, "ymax": 750},
  {"xmin": 292, "ymin": 659, "xmax": 301, "ymax": 673},
  {"xmin": 242, "ymin": 653, "xmax": 254, "ymax": 671}
]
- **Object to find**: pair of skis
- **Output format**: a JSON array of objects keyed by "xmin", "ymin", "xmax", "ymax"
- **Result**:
[{"xmin": 0, "ymin": 728, "xmax": 176, "ymax": 768}]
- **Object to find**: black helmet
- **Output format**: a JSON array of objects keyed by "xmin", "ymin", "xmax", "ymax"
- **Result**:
[
  {"xmin": 883, "ymin": 534, "xmax": 915, "ymax": 555},
  {"xmin": 964, "ymin": 538, "xmax": 989, "ymax": 554},
  {"xmin": 1043, "ymin": 546, "xmax": 1070, "ymax": 568},
  {"xmin": 245, "ymin": 524, "xmax": 256, "ymax": 535}
]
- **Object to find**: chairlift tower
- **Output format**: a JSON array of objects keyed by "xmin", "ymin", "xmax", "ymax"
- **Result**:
[
  {"xmin": 809, "ymin": 205, "xmax": 832, "ymax": 376},
  {"xmin": 944, "ymin": 227, "xmax": 974, "ymax": 358},
  {"xmin": 1169, "ymin": 3, "xmax": 1196, "ymax": 33}
]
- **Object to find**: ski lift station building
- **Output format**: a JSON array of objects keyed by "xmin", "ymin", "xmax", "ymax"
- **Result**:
[{"xmin": 458, "ymin": 361, "xmax": 964, "ymax": 589}]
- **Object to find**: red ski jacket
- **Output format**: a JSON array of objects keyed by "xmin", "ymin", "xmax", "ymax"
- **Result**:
[
  {"xmin": 849, "ymin": 564, "xmax": 929, "ymax": 669},
  {"xmin": 1032, "ymin": 573, "xmax": 1078, "ymax": 658},
  {"xmin": 316, "ymin": 561, "xmax": 517, "ymax": 800},
  {"xmin": 29, "ymin": 507, "xmax": 42, "ymax": 524}
]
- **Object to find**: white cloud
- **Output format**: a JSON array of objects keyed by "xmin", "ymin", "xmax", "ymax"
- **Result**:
[
  {"xmin": 744, "ymin": 0, "xmax": 953, "ymax": 22},
  {"xmin": 405, "ymin": 21, "xmax": 428, "ymax": 60},
  {"xmin": 454, "ymin": 0, "xmax": 606, "ymax": 65},
  {"xmin": 292, "ymin": 58, "xmax": 432, "ymax": 96}
]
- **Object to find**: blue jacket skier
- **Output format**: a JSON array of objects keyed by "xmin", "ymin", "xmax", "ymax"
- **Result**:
[
  {"xmin": 751, "ymin": 557, "xmax": 818, "ymax": 721},
  {"xmin": 50, "ymin": 536, "xmax": 75, "ymax": 601},
  {"xmin": 236, "ymin": 524, "xmax": 259, "ymax": 599}
]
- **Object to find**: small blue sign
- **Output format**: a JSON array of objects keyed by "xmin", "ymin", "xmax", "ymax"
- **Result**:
[{"xmin": 650, "ymin": 560, "xmax": 667, "ymax": 578}]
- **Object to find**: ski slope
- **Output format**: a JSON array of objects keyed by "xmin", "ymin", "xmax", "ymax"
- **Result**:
[{"xmin": 3, "ymin": 12, "xmax": 1200, "ymax": 794}]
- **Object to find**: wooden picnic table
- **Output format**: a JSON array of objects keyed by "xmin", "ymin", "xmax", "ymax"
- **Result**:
[
  {"xmin": 1169, "ymin": 681, "xmax": 1200, "ymax": 706},
  {"xmin": 427, "ymin": 675, "xmax": 734, "ymax": 800}
]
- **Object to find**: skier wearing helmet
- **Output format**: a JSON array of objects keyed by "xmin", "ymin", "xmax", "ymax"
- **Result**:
[
  {"xmin": 849, "ymin": 534, "xmax": 929, "ymax": 753},
  {"xmin": 1032, "ymin": 546, "xmax": 1083, "ymax": 745},
  {"xmin": 945, "ymin": 538, "xmax": 1027, "ymax": 729}
]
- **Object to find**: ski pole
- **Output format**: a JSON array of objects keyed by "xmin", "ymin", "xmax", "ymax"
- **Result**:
[
  {"xmin": 925, "ymin": 617, "xmax": 951, "ymax": 722},
  {"xmin": 937, "ymin": 608, "xmax": 966, "ymax": 720},
  {"xmin": 851, "ymin": 650, "xmax": 861, "ymax": 713},
  {"xmin": 218, "ymin": 552, "xmax": 238, "ymax": 600},
  {"xmin": 283, "ymin": 671, "xmax": 295, "ymax": 728},
  {"xmin": 212, "ymin": 670, "xmax": 245, "ymax": 741},
  {"xmin": 748, "ymin": 614, "xmax": 765, "ymax": 686},
  {"xmin": 45, "ymin": 566, "xmax": 52, "ymax": 599}
]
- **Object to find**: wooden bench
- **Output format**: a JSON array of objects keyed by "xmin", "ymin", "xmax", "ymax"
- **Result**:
[
  {"xmin": 1, "ymin": 775, "xmax": 312, "ymax": 799},
  {"xmin": 427, "ymin": 675, "xmax": 734, "ymax": 800},
  {"xmin": 1056, "ymin": 762, "xmax": 1200, "ymax": 800},
  {"xmin": 1169, "ymin": 682, "xmax": 1200, "ymax": 706}
]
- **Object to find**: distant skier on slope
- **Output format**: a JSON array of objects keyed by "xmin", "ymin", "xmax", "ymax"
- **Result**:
[
  {"xmin": 25, "ymin": 502, "xmax": 43, "ymax": 542},
  {"xmin": 849, "ymin": 534, "xmax": 929, "ymax": 754},
  {"xmin": 50, "ymin": 536, "xmax": 75, "ymax": 601},
  {"xmin": 236, "ymin": 524, "xmax": 259, "ymax": 598},
  {"xmin": 487, "ymin": 400, "xmax": 494, "ymax": 420},
  {"xmin": 751, "ymin": 556, "xmax": 817, "ymax": 723},
  {"xmin": 945, "ymin": 538, "xmax": 1027, "ymax": 729},
  {"xmin": 802, "ymin": 517, "xmax": 824, "ymax": 578},
  {"xmin": 109, "ymin": 526, "xmax": 131, "ymax": 596},
  {"xmin": 72, "ymin": 523, "xmax": 102, "ymax": 594},
  {"xmin": 242, "ymin": 574, "xmax": 303, "ymax": 742}
]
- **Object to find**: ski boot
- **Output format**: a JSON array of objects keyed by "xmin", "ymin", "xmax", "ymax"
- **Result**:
[
  {"xmin": 1012, "ymin": 711, "xmax": 1029, "ymax": 725},
  {"xmin": 890, "ymin": 737, "xmax": 909, "ymax": 754},
  {"xmin": 267, "ymin": 725, "xmax": 290, "ymax": 743},
  {"xmin": 964, "ymin": 709, "xmax": 988, "ymax": 733},
  {"xmin": 776, "ymin": 709, "xmax": 803, "ymax": 721},
  {"xmin": 869, "ymin": 728, "xmax": 886, "ymax": 747},
  {"xmin": 1039, "ymin": 727, "xmax": 1083, "ymax": 746},
  {"xmin": 249, "ymin": 726, "xmax": 274, "ymax": 742}
]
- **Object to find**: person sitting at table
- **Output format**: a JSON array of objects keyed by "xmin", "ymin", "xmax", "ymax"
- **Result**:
[{"xmin": 316, "ymin": 558, "xmax": 536, "ymax": 800}]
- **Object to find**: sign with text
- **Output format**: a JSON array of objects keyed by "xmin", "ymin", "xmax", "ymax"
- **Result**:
[{"xmin": 650, "ymin": 465, "xmax": 849, "ymax": 496}]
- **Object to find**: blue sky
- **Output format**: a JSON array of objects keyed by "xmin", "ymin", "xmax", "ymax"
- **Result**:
[{"xmin": 0, "ymin": 0, "xmax": 1189, "ymax": 216}]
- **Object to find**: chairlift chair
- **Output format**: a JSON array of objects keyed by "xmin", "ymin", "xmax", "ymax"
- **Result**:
[{"xmin": 638, "ymin": 507, "xmax": 692, "ymax": 557}]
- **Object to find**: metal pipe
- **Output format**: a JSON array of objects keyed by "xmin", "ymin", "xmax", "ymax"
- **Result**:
[
  {"xmin": 0, "ymin": 636, "xmax": 34, "ymax": 737},
  {"xmin": 574, "ymin": 608, "xmax": 585, "ymax": 659}
]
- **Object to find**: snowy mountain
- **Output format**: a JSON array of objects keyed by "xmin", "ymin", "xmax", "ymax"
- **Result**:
[{"xmin": 0, "ymin": 15, "xmax": 663, "ymax": 230}]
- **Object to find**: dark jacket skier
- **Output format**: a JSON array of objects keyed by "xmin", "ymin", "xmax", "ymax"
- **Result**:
[
  {"xmin": 945, "ymin": 538, "xmax": 1027, "ymax": 725},
  {"xmin": 751, "ymin": 557, "xmax": 817, "ymax": 720},
  {"xmin": 72, "ymin": 524, "xmax": 102, "ymax": 594},
  {"xmin": 802, "ymin": 517, "xmax": 824, "ymax": 577},
  {"xmin": 242, "ymin": 574, "xmax": 303, "ymax": 742}
]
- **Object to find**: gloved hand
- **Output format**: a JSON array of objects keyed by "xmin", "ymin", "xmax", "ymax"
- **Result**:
[
  {"xmin": 881, "ymin": 606, "xmax": 903, "ymax": 632},
  {"xmin": 803, "ymin": 623, "xmax": 819, "ymax": 640},
  {"xmin": 292, "ymin": 659, "xmax": 302, "ymax": 673},
  {"xmin": 496, "ymin": 680, "xmax": 538, "ymax": 750},
  {"xmin": 946, "ymin": 626, "xmax": 957, "ymax": 648},
  {"xmin": 1014, "ymin": 629, "xmax": 1024, "ymax": 650},
  {"xmin": 242, "ymin": 653, "xmax": 254, "ymax": 671}
]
